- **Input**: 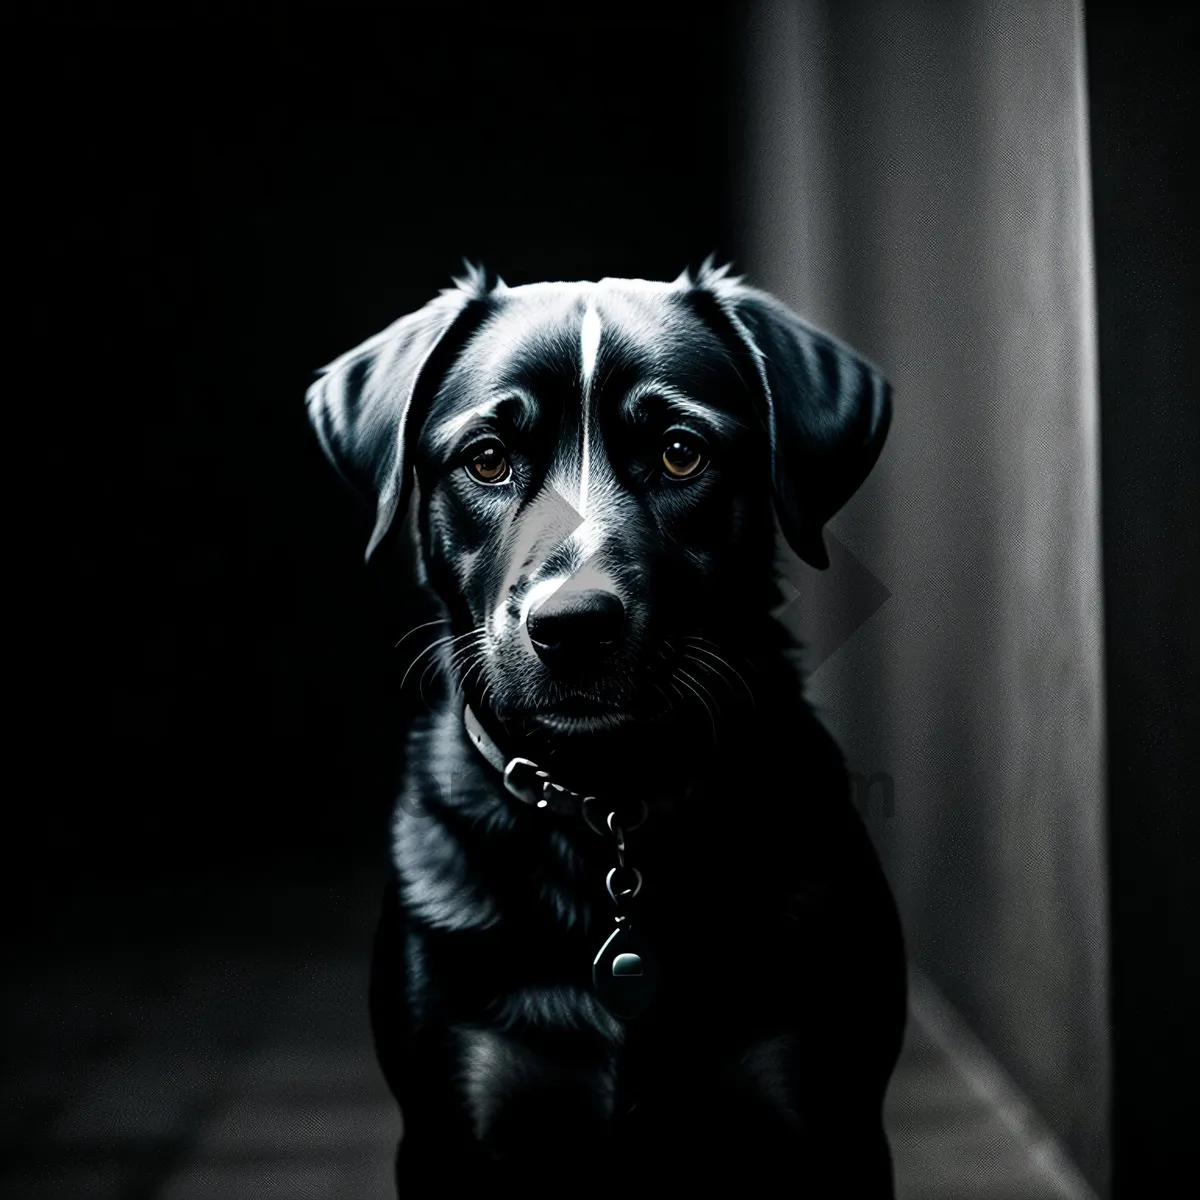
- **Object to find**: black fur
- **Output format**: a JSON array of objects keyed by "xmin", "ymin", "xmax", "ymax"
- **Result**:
[{"xmin": 308, "ymin": 262, "xmax": 907, "ymax": 1194}]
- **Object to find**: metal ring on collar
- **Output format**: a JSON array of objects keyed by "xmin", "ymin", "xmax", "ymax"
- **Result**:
[
  {"xmin": 583, "ymin": 796, "xmax": 648, "ymax": 837},
  {"xmin": 606, "ymin": 866, "xmax": 643, "ymax": 904},
  {"xmin": 606, "ymin": 811, "xmax": 626, "ymax": 852}
]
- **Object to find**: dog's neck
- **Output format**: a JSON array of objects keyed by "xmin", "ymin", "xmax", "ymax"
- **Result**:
[{"xmin": 459, "ymin": 699, "xmax": 708, "ymax": 815}]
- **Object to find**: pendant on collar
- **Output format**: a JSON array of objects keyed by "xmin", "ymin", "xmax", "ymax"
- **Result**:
[{"xmin": 593, "ymin": 920, "xmax": 659, "ymax": 1020}]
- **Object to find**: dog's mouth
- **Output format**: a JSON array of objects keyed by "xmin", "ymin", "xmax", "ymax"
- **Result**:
[
  {"xmin": 529, "ymin": 697, "xmax": 634, "ymax": 736},
  {"xmin": 463, "ymin": 648, "xmax": 682, "ymax": 742}
]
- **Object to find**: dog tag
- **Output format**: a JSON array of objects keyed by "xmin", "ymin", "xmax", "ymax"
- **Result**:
[{"xmin": 592, "ymin": 925, "xmax": 659, "ymax": 1019}]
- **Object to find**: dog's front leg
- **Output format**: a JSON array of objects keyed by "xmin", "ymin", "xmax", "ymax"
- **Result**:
[
  {"xmin": 393, "ymin": 1022, "xmax": 619, "ymax": 1188},
  {"xmin": 461, "ymin": 1025, "xmax": 617, "ymax": 1145}
]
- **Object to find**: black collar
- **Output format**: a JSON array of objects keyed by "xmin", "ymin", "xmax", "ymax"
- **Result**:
[
  {"xmin": 463, "ymin": 703, "xmax": 591, "ymax": 814},
  {"xmin": 462, "ymin": 704, "xmax": 659, "ymax": 833}
]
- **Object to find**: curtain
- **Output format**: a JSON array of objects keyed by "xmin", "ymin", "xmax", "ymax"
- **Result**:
[{"xmin": 737, "ymin": 1, "xmax": 1109, "ymax": 1191}]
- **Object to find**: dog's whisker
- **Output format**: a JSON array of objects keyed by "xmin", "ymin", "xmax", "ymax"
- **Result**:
[
  {"xmin": 448, "ymin": 643, "xmax": 482, "ymax": 673},
  {"xmin": 455, "ymin": 651, "xmax": 490, "ymax": 700},
  {"xmin": 422, "ymin": 640, "xmax": 475, "ymax": 703},
  {"xmin": 418, "ymin": 659, "xmax": 439, "ymax": 708},
  {"xmin": 394, "ymin": 617, "xmax": 450, "ymax": 651},
  {"xmin": 671, "ymin": 669, "xmax": 718, "ymax": 744},
  {"xmin": 399, "ymin": 634, "xmax": 458, "ymax": 693},
  {"xmin": 441, "ymin": 630, "xmax": 485, "ymax": 660},
  {"xmin": 448, "ymin": 631, "xmax": 487, "ymax": 666},
  {"xmin": 681, "ymin": 646, "xmax": 756, "ymax": 708},
  {"xmin": 676, "ymin": 666, "xmax": 721, "ymax": 717},
  {"xmin": 681, "ymin": 652, "xmax": 732, "ymax": 696},
  {"xmin": 446, "ymin": 637, "xmax": 486, "ymax": 674},
  {"xmin": 659, "ymin": 641, "xmax": 725, "ymax": 725},
  {"xmin": 675, "ymin": 636, "xmax": 757, "ymax": 705},
  {"xmin": 439, "ymin": 643, "xmax": 490, "ymax": 710},
  {"xmin": 681, "ymin": 635, "xmax": 760, "ymax": 677},
  {"xmin": 682, "ymin": 634, "xmax": 760, "ymax": 669},
  {"xmin": 402, "ymin": 628, "xmax": 482, "ymax": 697}
]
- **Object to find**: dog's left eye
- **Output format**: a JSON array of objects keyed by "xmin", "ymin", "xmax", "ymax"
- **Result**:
[
  {"xmin": 464, "ymin": 441, "xmax": 511, "ymax": 484},
  {"xmin": 662, "ymin": 433, "xmax": 708, "ymax": 480}
]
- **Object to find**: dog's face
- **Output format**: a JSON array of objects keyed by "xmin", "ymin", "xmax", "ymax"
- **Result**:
[
  {"xmin": 307, "ymin": 263, "xmax": 890, "ymax": 753},
  {"xmin": 412, "ymin": 282, "xmax": 773, "ymax": 739}
]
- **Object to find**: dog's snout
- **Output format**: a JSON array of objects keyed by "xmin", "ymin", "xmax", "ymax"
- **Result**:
[{"xmin": 527, "ymin": 589, "xmax": 625, "ymax": 666}]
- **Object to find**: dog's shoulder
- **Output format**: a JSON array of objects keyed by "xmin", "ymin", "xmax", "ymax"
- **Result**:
[
  {"xmin": 391, "ymin": 705, "xmax": 600, "ymax": 939},
  {"xmin": 391, "ymin": 708, "xmax": 505, "ymax": 934}
]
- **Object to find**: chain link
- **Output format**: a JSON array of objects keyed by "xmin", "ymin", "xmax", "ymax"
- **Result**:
[{"xmin": 604, "ymin": 813, "xmax": 643, "ymax": 909}]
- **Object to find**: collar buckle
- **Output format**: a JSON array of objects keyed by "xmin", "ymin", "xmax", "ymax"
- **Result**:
[
  {"xmin": 503, "ymin": 756, "xmax": 579, "ymax": 814},
  {"xmin": 502, "ymin": 757, "xmax": 545, "ymax": 806}
]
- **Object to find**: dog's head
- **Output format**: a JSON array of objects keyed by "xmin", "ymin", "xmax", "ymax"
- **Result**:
[{"xmin": 308, "ymin": 261, "xmax": 889, "ymax": 759}]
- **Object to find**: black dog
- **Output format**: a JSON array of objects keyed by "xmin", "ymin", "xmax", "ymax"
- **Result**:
[{"xmin": 306, "ymin": 260, "xmax": 907, "ymax": 1194}]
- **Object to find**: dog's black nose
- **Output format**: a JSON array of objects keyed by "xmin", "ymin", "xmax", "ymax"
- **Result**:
[{"xmin": 527, "ymin": 589, "xmax": 625, "ymax": 666}]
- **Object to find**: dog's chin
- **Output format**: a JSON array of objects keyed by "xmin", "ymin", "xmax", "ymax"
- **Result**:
[
  {"xmin": 521, "ymin": 694, "xmax": 642, "ymax": 738},
  {"xmin": 472, "ymin": 687, "xmax": 711, "ymax": 794},
  {"xmin": 493, "ymin": 694, "xmax": 656, "ymax": 752},
  {"xmin": 531, "ymin": 709, "xmax": 634, "ymax": 736}
]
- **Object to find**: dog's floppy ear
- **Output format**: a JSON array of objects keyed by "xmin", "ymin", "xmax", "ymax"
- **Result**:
[
  {"xmin": 682, "ymin": 260, "xmax": 892, "ymax": 570},
  {"xmin": 306, "ymin": 264, "xmax": 495, "ymax": 560}
]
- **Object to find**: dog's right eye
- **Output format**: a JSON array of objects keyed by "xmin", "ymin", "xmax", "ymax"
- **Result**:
[
  {"xmin": 661, "ymin": 432, "xmax": 709, "ymax": 480},
  {"xmin": 464, "ymin": 441, "xmax": 511, "ymax": 484}
]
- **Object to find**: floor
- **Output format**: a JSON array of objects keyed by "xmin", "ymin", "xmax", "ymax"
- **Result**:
[{"xmin": 1, "ymin": 869, "xmax": 1096, "ymax": 1199}]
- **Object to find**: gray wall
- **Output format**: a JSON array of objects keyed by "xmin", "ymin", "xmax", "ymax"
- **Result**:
[{"xmin": 734, "ymin": 1, "xmax": 1109, "ymax": 1190}]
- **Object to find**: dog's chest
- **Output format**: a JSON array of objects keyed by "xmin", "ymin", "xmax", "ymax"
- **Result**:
[
  {"xmin": 386, "ymin": 758, "xmax": 824, "ymax": 1147},
  {"xmin": 393, "ymin": 786, "xmax": 785, "ymax": 1022}
]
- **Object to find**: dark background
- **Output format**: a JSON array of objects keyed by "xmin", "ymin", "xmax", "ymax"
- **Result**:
[{"xmin": 9, "ymin": 3, "xmax": 1198, "ymax": 1195}]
